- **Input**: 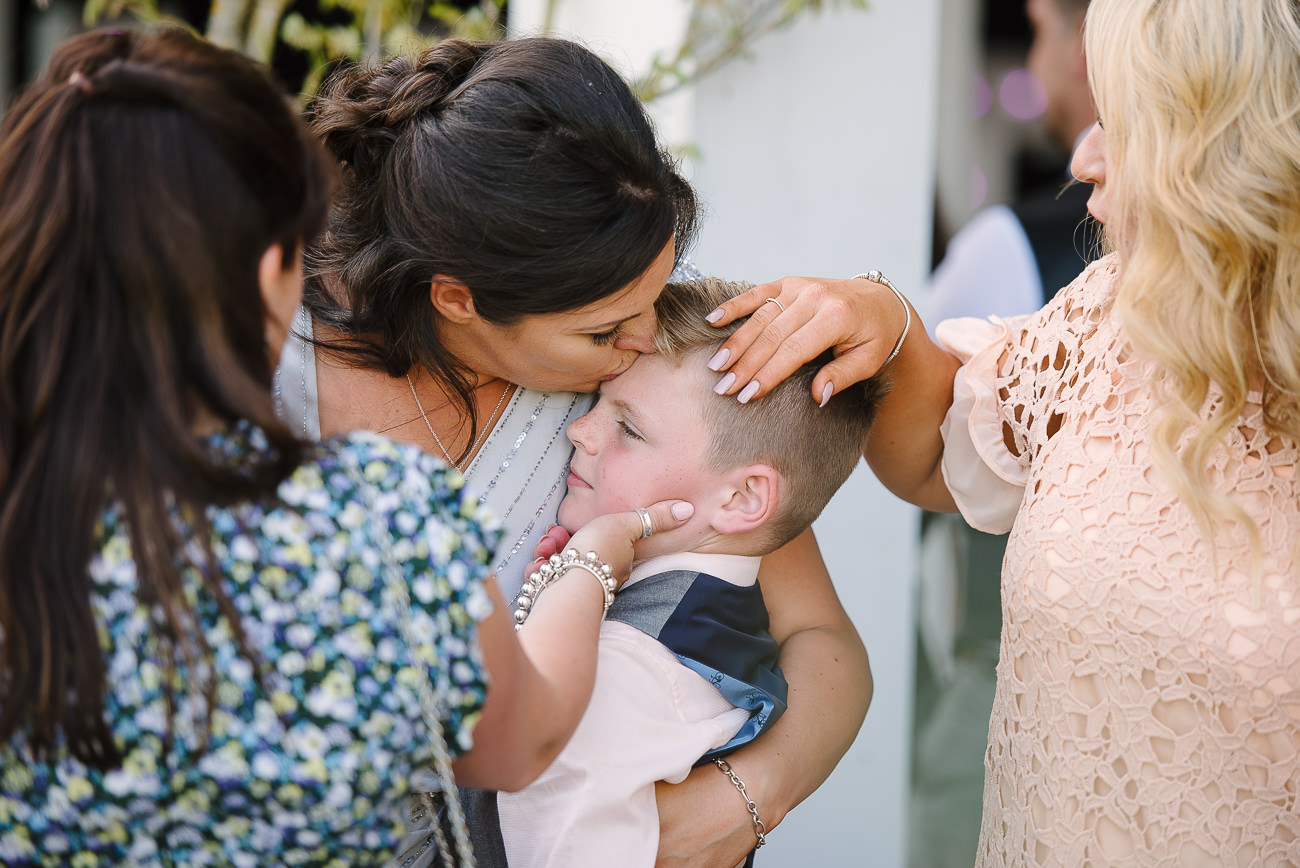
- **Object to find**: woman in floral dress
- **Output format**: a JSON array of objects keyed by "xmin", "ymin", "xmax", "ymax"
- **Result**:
[{"xmin": 0, "ymin": 27, "xmax": 688, "ymax": 866}]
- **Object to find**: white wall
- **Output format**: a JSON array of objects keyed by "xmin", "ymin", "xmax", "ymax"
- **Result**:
[
  {"xmin": 690, "ymin": 7, "xmax": 940, "ymax": 866},
  {"xmin": 511, "ymin": 3, "xmax": 942, "ymax": 865}
]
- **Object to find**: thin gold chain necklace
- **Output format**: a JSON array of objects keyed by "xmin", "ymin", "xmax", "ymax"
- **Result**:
[{"xmin": 405, "ymin": 372, "xmax": 510, "ymax": 474}]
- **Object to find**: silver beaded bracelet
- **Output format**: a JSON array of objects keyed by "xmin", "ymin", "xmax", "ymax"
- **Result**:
[
  {"xmin": 513, "ymin": 548, "xmax": 617, "ymax": 631},
  {"xmin": 713, "ymin": 758, "xmax": 767, "ymax": 850},
  {"xmin": 854, "ymin": 270, "xmax": 911, "ymax": 366}
]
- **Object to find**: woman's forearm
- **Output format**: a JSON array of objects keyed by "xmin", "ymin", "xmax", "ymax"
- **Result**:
[
  {"xmin": 735, "ymin": 618, "xmax": 871, "ymax": 821},
  {"xmin": 863, "ymin": 304, "xmax": 962, "ymax": 512},
  {"xmin": 737, "ymin": 528, "xmax": 870, "ymax": 820},
  {"xmin": 452, "ymin": 575, "xmax": 605, "ymax": 792},
  {"xmin": 655, "ymin": 528, "xmax": 870, "ymax": 866}
]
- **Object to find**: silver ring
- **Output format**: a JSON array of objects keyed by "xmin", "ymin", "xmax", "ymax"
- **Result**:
[
  {"xmin": 635, "ymin": 507, "xmax": 654, "ymax": 539},
  {"xmin": 764, "ymin": 297, "xmax": 786, "ymax": 314}
]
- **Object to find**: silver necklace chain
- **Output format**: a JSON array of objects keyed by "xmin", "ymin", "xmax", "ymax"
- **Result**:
[
  {"xmin": 501, "ymin": 465, "xmax": 571, "ymax": 608},
  {"xmin": 405, "ymin": 373, "xmax": 509, "ymax": 474}
]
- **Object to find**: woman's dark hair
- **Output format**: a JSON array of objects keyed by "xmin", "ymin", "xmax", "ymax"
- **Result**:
[
  {"xmin": 305, "ymin": 37, "xmax": 699, "ymax": 453},
  {"xmin": 0, "ymin": 27, "xmax": 333, "ymax": 768}
]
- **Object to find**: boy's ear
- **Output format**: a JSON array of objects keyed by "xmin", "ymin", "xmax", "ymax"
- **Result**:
[
  {"xmin": 710, "ymin": 464, "xmax": 780, "ymax": 537},
  {"xmin": 429, "ymin": 276, "xmax": 477, "ymax": 324}
]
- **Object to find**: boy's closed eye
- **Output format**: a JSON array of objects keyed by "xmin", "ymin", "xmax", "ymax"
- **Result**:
[{"xmin": 593, "ymin": 388, "xmax": 650, "ymax": 443}]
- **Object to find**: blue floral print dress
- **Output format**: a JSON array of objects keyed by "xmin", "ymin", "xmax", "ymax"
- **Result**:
[{"xmin": 0, "ymin": 425, "xmax": 498, "ymax": 866}]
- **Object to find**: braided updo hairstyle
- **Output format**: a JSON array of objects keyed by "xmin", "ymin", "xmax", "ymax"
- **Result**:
[{"xmin": 304, "ymin": 37, "xmax": 698, "ymax": 427}]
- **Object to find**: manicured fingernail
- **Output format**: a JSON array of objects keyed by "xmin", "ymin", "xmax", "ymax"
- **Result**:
[
  {"xmin": 671, "ymin": 501, "xmax": 695, "ymax": 520},
  {"xmin": 705, "ymin": 309, "xmax": 724, "ymax": 324},
  {"xmin": 819, "ymin": 382, "xmax": 834, "ymax": 407},
  {"xmin": 707, "ymin": 347, "xmax": 730, "ymax": 371},
  {"xmin": 714, "ymin": 372, "xmax": 736, "ymax": 395},
  {"xmin": 545, "ymin": 524, "xmax": 559, "ymax": 532},
  {"xmin": 737, "ymin": 381, "xmax": 760, "ymax": 404}
]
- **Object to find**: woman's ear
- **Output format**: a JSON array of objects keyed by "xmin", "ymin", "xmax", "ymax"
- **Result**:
[
  {"xmin": 429, "ymin": 276, "xmax": 478, "ymax": 324},
  {"xmin": 259, "ymin": 243, "xmax": 303, "ymax": 361},
  {"xmin": 710, "ymin": 464, "xmax": 780, "ymax": 537}
]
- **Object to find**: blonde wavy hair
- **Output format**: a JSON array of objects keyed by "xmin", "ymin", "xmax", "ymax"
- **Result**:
[{"xmin": 1085, "ymin": 0, "xmax": 1300, "ymax": 565}]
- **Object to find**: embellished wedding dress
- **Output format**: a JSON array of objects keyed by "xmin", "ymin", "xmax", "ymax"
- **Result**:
[{"xmin": 938, "ymin": 255, "xmax": 1300, "ymax": 867}]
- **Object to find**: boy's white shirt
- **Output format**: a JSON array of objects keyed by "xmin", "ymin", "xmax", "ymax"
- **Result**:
[{"xmin": 498, "ymin": 551, "xmax": 761, "ymax": 868}]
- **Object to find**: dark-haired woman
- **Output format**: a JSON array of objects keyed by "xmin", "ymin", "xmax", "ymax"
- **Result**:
[
  {"xmin": 0, "ymin": 27, "xmax": 690, "ymax": 866},
  {"xmin": 279, "ymin": 37, "xmax": 872, "ymax": 867}
]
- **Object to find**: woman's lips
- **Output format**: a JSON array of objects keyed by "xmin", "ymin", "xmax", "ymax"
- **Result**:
[{"xmin": 566, "ymin": 468, "xmax": 593, "ymax": 489}]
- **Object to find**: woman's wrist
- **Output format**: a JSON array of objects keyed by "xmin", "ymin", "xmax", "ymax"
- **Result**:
[
  {"xmin": 513, "ymin": 548, "xmax": 617, "ymax": 630},
  {"xmin": 711, "ymin": 749, "xmax": 788, "ymax": 832},
  {"xmin": 712, "ymin": 758, "xmax": 769, "ymax": 849},
  {"xmin": 853, "ymin": 270, "xmax": 911, "ymax": 366}
]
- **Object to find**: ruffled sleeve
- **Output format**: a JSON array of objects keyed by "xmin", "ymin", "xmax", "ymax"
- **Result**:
[
  {"xmin": 935, "ymin": 255, "xmax": 1119, "ymax": 534},
  {"xmin": 936, "ymin": 315, "xmax": 1031, "ymax": 534}
]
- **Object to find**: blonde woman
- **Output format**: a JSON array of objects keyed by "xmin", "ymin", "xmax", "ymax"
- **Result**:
[{"xmin": 707, "ymin": 0, "xmax": 1300, "ymax": 863}]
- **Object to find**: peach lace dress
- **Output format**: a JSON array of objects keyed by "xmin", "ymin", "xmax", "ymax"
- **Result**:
[{"xmin": 937, "ymin": 255, "xmax": 1300, "ymax": 867}]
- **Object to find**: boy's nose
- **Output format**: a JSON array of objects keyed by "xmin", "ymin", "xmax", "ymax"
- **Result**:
[{"xmin": 566, "ymin": 413, "xmax": 597, "ymax": 454}]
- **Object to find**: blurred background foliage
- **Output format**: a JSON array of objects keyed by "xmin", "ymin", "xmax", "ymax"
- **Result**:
[{"xmin": 73, "ymin": 0, "xmax": 867, "ymax": 99}]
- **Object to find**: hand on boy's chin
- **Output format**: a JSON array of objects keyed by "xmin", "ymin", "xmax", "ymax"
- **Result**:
[{"xmin": 540, "ymin": 501, "xmax": 697, "ymax": 571}]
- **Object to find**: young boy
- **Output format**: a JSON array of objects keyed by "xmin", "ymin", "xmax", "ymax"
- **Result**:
[{"xmin": 497, "ymin": 277, "xmax": 881, "ymax": 868}]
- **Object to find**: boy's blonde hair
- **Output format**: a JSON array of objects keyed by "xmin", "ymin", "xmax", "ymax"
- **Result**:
[{"xmin": 654, "ymin": 278, "xmax": 884, "ymax": 553}]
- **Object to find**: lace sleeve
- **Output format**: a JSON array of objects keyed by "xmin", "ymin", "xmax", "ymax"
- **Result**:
[{"xmin": 937, "ymin": 256, "xmax": 1119, "ymax": 533}]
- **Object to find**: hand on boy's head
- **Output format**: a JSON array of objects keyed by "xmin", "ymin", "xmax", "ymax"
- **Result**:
[{"xmin": 704, "ymin": 274, "xmax": 909, "ymax": 404}]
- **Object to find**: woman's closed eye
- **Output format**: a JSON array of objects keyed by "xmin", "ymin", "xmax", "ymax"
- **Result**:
[
  {"xmin": 589, "ymin": 324, "xmax": 625, "ymax": 346},
  {"xmin": 618, "ymin": 419, "xmax": 644, "ymax": 441}
]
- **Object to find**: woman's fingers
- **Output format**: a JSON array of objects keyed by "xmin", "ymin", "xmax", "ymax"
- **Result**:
[
  {"xmin": 567, "ymin": 500, "xmax": 694, "ymax": 584},
  {"xmin": 707, "ymin": 290, "xmax": 816, "ymax": 399},
  {"xmin": 704, "ymin": 279, "xmax": 807, "ymax": 380},
  {"xmin": 705, "ymin": 274, "xmax": 910, "ymax": 404},
  {"xmin": 704, "ymin": 280, "xmax": 782, "ymax": 327},
  {"xmin": 743, "ymin": 316, "xmax": 892, "ymax": 405}
]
